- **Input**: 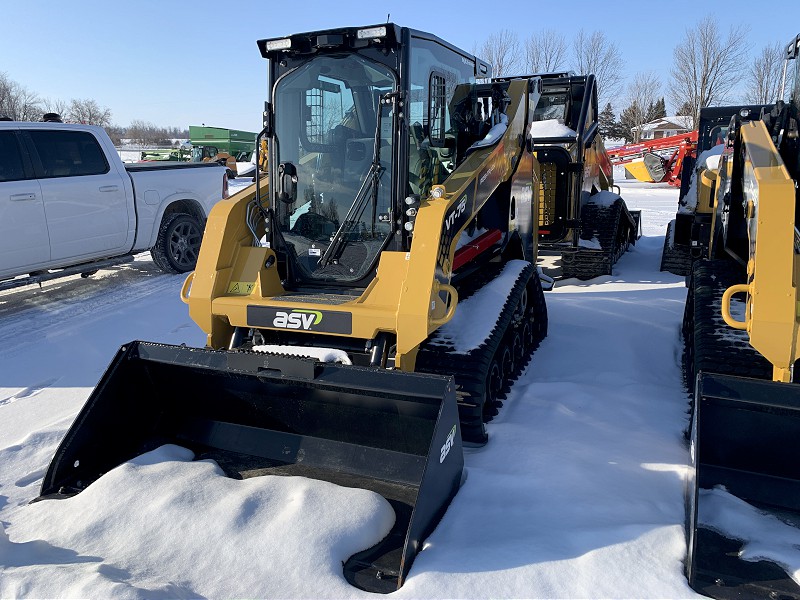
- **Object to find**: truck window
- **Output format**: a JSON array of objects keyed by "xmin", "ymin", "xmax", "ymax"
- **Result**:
[
  {"xmin": 0, "ymin": 132, "xmax": 27, "ymax": 182},
  {"xmin": 28, "ymin": 130, "xmax": 110, "ymax": 178}
]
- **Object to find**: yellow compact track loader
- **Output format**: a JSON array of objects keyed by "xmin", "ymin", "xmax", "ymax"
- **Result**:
[
  {"xmin": 660, "ymin": 104, "xmax": 771, "ymax": 276},
  {"xmin": 38, "ymin": 24, "xmax": 561, "ymax": 592},
  {"xmin": 683, "ymin": 33, "xmax": 800, "ymax": 600}
]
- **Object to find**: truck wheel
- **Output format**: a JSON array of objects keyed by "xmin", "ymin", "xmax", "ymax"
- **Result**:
[{"xmin": 151, "ymin": 213, "xmax": 203, "ymax": 274}]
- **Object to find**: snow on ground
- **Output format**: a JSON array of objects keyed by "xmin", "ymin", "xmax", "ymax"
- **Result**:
[{"xmin": 0, "ymin": 180, "xmax": 704, "ymax": 598}]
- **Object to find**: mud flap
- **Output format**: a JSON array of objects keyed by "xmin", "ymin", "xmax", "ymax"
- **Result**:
[
  {"xmin": 38, "ymin": 341, "xmax": 464, "ymax": 594},
  {"xmin": 687, "ymin": 372, "xmax": 800, "ymax": 600}
]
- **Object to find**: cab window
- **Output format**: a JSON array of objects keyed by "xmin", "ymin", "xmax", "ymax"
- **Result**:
[
  {"xmin": 29, "ymin": 130, "xmax": 110, "ymax": 178},
  {"xmin": 0, "ymin": 132, "xmax": 27, "ymax": 182}
]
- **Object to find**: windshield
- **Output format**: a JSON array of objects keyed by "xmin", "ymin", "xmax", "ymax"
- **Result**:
[
  {"xmin": 192, "ymin": 146, "xmax": 218, "ymax": 162},
  {"xmin": 273, "ymin": 54, "xmax": 396, "ymax": 284}
]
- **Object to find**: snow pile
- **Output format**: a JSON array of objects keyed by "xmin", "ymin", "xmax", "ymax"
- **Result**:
[
  {"xmin": 699, "ymin": 486, "xmax": 800, "ymax": 585},
  {"xmin": 578, "ymin": 237, "xmax": 602, "ymax": 250},
  {"xmin": 1, "ymin": 445, "xmax": 394, "ymax": 598},
  {"xmin": 252, "ymin": 344, "xmax": 352, "ymax": 364},
  {"xmin": 467, "ymin": 113, "xmax": 508, "ymax": 152},
  {"xmin": 679, "ymin": 145, "xmax": 724, "ymax": 214},
  {"xmin": 528, "ymin": 119, "xmax": 577, "ymax": 138},
  {"xmin": 586, "ymin": 189, "xmax": 621, "ymax": 208}
]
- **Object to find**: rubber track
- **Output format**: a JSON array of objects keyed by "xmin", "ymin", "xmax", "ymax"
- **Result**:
[
  {"xmin": 416, "ymin": 263, "xmax": 547, "ymax": 445},
  {"xmin": 562, "ymin": 197, "xmax": 636, "ymax": 280},
  {"xmin": 682, "ymin": 259, "xmax": 772, "ymax": 395},
  {"xmin": 659, "ymin": 221, "xmax": 692, "ymax": 276}
]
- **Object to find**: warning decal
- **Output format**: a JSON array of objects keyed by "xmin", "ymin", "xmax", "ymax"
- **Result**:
[{"xmin": 227, "ymin": 281, "xmax": 255, "ymax": 295}]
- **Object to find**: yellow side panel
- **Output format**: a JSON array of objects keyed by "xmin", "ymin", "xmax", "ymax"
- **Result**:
[
  {"xmin": 695, "ymin": 168, "xmax": 717, "ymax": 215},
  {"xmin": 737, "ymin": 122, "xmax": 800, "ymax": 380}
]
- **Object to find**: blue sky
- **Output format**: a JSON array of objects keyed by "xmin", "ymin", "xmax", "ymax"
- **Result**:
[{"xmin": 1, "ymin": 0, "xmax": 795, "ymax": 131}]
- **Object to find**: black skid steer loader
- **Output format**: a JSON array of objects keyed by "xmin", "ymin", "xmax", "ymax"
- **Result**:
[
  {"xmin": 523, "ymin": 72, "xmax": 641, "ymax": 279},
  {"xmin": 37, "ymin": 23, "xmax": 564, "ymax": 592}
]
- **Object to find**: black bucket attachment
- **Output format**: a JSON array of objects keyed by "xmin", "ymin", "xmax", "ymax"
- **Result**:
[
  {"xmin": 686, "ymin": 372, "xmax": 800, "ymax": 600},
  {"xmin": 643, "ymin": 151, "xmax": 668, "ymax": 182},
  {"xmin": 39, "ymin": 341, "xmax": 463, "ymax": 593}
]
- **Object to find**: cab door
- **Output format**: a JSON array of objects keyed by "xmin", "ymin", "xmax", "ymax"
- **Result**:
[
  {"xmin": 27, "ymin": 129, "xmax": 130, "ymax": 262},
  {"xmin": 0, "ymin": 129, "xmax": 49, "ymax": 277}
]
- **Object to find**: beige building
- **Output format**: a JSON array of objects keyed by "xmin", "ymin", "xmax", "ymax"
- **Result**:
[{"xmin": 634, "ymin": 116, "xmax": 693, "ymax": 140}]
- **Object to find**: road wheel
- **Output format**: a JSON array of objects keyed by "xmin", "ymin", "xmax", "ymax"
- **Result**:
[
  {"xmin": 151, "ymin": 213, "xmax": 203, "ymax": 274},
  {"xmin": 510, "ymin": 330, "xmax": 524, "ymax": 378},
  {"xmin": 483, "ymin": 352, "xmax": 505, "ymax": 419}
]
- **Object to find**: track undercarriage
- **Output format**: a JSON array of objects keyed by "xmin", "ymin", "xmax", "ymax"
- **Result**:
[
  {"xmin": 682, "ymin": 259, "xmax": 771, "ymax": 395},
  {"xmin": 417, "ymin": 261, "xmax": 547, "ymax": 444},
  {"xmin": 659, "ymin": 220, "xmax": 692, "ymax": 276},
  {"xmin": 681, "ymin": 259, "xmax": 799, "ymax": 599},
  {"xmin": 560, "ymin": 196, "xmax": 640, "ymax": 280}
]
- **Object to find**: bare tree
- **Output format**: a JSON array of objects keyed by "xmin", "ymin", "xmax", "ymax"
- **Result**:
[
  {"xmin": 525, "ymin": 29, "xmax": 567, "ymax": 74},
  {"xmin": 105, "ymin": 125, "xmax": 125, "ymax": 146},
  {"xmin": 0, "ymin": 73, "xmax": 12, "ymax": 117},
  {"xmin": 127, "ymin": 120, "xmax": 158, "ymax": 147},
  {"xmin": 669, "ymin": 16, "xmax": 749, "ymax": 129},
  {"xmin": 126, "ymin": 120, "xmax": 174, "ymax": 147},
  {"xmin": 0, "ymin": 72, "xmax": 42, "ymax": 121},
  {"xmin": 42, "ymin": 97, "xmax": 70, "ymax": 119},
  {"xmin": 477, "ymin": 29, "xmax": 522, "ymax": 77},
  {"xmin": 67, "ymin": 98, "xmax": 112, "ymax": 127},
  {"xmin": 745, "ymin": 42, "xmax": 785, "ymax": 104},
  {"xmin": 571, "ymin": 30, "xmax": 624, "ymax": 105},
  {"xmin": 623, "ymin": 72, "xmax": 663, "ymax": 142}
]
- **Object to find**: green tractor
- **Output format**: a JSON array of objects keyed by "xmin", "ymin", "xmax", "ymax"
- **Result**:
[{"xmin": 188, "ymin": 125, "xmax": 258, "ymax": 177}]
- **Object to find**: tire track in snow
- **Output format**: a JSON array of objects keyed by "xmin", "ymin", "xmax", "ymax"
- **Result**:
[
  {"xmin": 0, "ymin": 265, "xmax": 184, "ymax": 361},
  {"xmin": 0, "ymin": 378, "xmax": 61, "ymax": 407}
]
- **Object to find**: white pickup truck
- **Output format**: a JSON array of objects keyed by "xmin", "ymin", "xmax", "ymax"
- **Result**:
[{"xmin": 0, "ymin": 121, "xmax": 229, "ymax": 290}]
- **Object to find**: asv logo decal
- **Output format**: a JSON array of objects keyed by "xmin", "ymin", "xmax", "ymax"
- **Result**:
[
  {"xmin": 272, "ymin": 309, "xmax": 322, "ymax": 330},
  {"xmin": 440, "ymin": 424, "xmax": 457, "ymax": 463},
  {"xmin": 445, "ymin": 196, "xmax": 467, "ymax": 231}
]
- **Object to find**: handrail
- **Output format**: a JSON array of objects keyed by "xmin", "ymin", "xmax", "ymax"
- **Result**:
[{"xmin": 180, "ymin": 272, "xmax": 194, "ymax": 304}]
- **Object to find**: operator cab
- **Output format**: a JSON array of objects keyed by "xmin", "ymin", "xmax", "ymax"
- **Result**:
[
  {"xmin": 258, "ymin": 24, "xmax": 490, "ymax": 290},
  {"xmin": 191, "ymin": 145, "xmax": 220, "ymax": 162}
]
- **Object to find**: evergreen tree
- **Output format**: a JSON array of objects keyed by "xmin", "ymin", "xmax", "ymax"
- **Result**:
[
  {"xmin": 618, "ymin": 102, "xmax": 640, "ymax": 143},
  {"xmin": 677, "ymin": 100, "xmax": 693, "ymax": 116},
  {"xmin": 644, "ymin": 97, "xmax": 667, "ymax": 123},
  {"xmin": 599, "ymin": 103, "xmax": 617, "ymax": 138},
  {"xmin": 654, "ymin": 97, "xmax": 667, "ymax": 119}
]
